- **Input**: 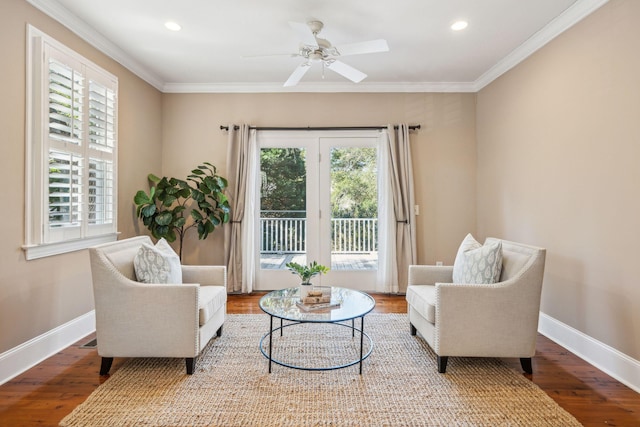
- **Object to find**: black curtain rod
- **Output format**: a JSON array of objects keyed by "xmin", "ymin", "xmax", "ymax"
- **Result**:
[{"xmin": 219, "ymin": 125, "xmax": 421, "ymax": 131}]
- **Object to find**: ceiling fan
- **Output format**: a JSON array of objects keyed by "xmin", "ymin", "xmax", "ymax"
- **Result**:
[{"xmin": 271, "ymin": 20, "xmax": 390, "ymax": 87}]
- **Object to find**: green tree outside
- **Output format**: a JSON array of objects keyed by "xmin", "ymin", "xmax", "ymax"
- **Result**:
[
  {"xmin": 260, "ymin": 148, "xmax": 306, "ymax": 218},
  {"xmin": 330, "ymin": 147, "xmax": 377, "ymax": 219}
]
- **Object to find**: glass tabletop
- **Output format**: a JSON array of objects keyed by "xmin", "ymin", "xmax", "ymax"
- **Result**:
[{"xmin": 259, "ymin": 287, "xmax": 375, "ymax": 322}]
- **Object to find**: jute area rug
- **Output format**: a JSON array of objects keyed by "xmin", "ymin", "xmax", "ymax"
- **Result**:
[{"xmin": 60, "ymin": 314, "xmax": 581, "ymax": 426}]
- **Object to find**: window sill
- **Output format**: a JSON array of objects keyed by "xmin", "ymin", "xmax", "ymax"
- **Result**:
[{"xmin": 23, "ymin": 233, "xmax": 119, "ymax": 260}]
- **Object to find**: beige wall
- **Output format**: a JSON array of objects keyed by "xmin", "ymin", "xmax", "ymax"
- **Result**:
[
  {"xmin": 477, "ymin": 0, "xmax": 640, "ymax": 359},
  {"xmin": 0, "ymin": 0, "xmax": 162, "ymax": 354},
  {"xmin": 161, "ymin": 92, "xmax": 477, "ymax": 267}
]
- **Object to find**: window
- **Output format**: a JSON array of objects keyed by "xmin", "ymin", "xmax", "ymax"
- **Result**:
[{"xmin": 24, "ymin": 26, "xmax": 118, "ymax": 260}]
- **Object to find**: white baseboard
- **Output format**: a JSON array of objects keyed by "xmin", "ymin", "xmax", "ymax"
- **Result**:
[
  {"xmin": 0, "ymin": 310, "xmax": 95, "ymax": 386},
  {"xmin": 538, "ymin": 312, "xmax": 640, "ymax": 393}
]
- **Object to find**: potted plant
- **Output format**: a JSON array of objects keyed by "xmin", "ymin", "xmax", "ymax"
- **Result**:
[
  {"xmin": 133, "ymin": 162, "xmax": 230, "ymax": 260},
  {"xmin": 286, "ymin": 261, "xmax": 329, "ymax": 298}
]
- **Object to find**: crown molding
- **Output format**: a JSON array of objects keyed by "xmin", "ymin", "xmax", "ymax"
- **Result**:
[
  {"xmin": 26, "ymin": 0, "xmax": 165, "ymax": 91},
  {"xmin": 162, "ymin": 81, "xmax": 478, "ymax": 94},
  {"xmin": 29, "ymin": 0, "xmax": 607, "ymax": 94},
  {"xmin": 473, "ymin": 0, "xmax": 609, "ymax": 91}
]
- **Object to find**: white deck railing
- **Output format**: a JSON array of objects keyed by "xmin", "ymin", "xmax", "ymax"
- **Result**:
[
  {"xmin": 331, "ymin": 218, "xmax": 377, "ymax": 253},
  {"xmin": 260, "ymin": 215, "xmax": 377, "ymax": 254},
  {"xmin": 260, "ymin": 217, "xmax": 306, "ymax": 253}
]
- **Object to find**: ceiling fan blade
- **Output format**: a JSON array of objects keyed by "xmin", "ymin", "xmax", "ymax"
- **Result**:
[
  {"xmin": 288, "ymin": 21, "xmax": 318, "ymax": 48},
  {"xmin": 326, "ymin": 60, "xmax": 367, "ymax": 83},
  {"xmin": 334, "ymin": 39, "xmax": 389, "ymax": 56},
  {"xmin": 242, "ymin": 53, "xmax": 300, "ymax": 59},
  {"xmin": 284, "ymin": 63, "xmax": 312, "ymax": 87}
]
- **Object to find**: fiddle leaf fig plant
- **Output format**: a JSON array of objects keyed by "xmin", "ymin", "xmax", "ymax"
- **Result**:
[{"xmin": 133, "ymin": 162, "xmax": 230, "ymax": 259}]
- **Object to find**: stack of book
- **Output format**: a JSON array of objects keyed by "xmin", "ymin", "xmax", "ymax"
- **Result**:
[{"xmin": 296, "ymin": 287, "xmax": 341, "ymax": 311}]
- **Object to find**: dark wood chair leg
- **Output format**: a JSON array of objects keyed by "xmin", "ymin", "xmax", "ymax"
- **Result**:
[
  {"xmin": 216, "ymin": 325, "xmax": 223, "ymax": 337},
  {"xmin": 437, "ymin": 356, "xmax": 448, "ymax": 373},
  {"xmin": 99, "ymin": 357, "xmax": 113, "ymax": 375},
  {"xmin": 410, "ymin": 323, "xmax": 417, "ymax": 336},
  {"xmin": 520, "ymin": 357, "xmax": 533, "ymax": 374},
  {"xmin": 186, "ymin": 357, "xmax": 196, "ymax": 375}
]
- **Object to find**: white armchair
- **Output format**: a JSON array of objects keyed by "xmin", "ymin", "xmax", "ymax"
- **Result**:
[
  {"xmin": 89, "ymin": 236, "xmax": 227, "ymax": 375},
  {"xmin": 406, "ymin": 238, "xmax": 546, "ymax": 373}
]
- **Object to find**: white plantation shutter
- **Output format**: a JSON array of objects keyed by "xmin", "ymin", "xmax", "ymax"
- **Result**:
[
  {"xmin": 87, "ymin": 157, "xmax": 114, "ymax": 230},
  {"xmin": 48, "ymin": 59, "xmax": 83, "ymax": 142},
  {"xmin": 48, "ymin": 151, "xmax": 83, "ymax": 227},
  {"xmin": 25, "ymin": 27, "xmax": 118, "ymax": 259},
  {"xmin": 89, "ymin": 81, "xmax": 116, "ymax": 152},
  {"xmin": 86, "ymin": 76, "xmax": 116, "ymax": 236},
  {"xmin": 46, "ymin": 54, "xmax": 85, "ymax": 241}
]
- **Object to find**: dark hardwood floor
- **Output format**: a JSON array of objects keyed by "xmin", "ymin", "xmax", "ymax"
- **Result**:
[{"xmin": 0, "ymin": 293, "xmax": 638, "ymax": 426}]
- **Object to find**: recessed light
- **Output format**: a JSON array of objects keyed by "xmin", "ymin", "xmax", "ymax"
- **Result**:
[
  {"xmin": 451, "ymin": 20, "xmax": 468, "ymax": 31},
  {"xmin": 165, "ymin": 21, "xmax": 182, "ymax": 32}
]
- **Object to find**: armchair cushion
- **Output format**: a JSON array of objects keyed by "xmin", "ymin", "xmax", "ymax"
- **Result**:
[
  {"xmin": 134, "ymin": 238, "xmax": 182, "ymax": 284},
  {"xmin": 405, "ymin": 285, "xmax": 436, "ymax": 323},
  {"xmin": 198, "ymin": 286, "xmax": 227, "ymax": 326}
]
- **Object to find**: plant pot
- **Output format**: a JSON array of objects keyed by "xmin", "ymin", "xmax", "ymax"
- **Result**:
[{"xmin": 299, "ymin": 283, "xmax": 312, "ymax": 299}]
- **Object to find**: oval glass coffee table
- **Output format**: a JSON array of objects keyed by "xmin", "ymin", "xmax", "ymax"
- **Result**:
[{"xmin": 259, "ymin": 287, "xmax": 375, "ymax": 374}]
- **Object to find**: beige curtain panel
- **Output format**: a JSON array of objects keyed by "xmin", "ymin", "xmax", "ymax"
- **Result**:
[
  {"xmin": 224, "ymin": 124, "xmax": 252, "ymax": 293},
  {"xmin": 386, "ymin": 124, "xmax": 417, "ymax": 292}
]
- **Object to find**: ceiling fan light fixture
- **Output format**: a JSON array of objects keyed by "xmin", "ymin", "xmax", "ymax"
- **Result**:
[
  {"xmin": 451, "ymin": 20, "xmax": 468, "ymax": 31},
  {"xmin": 164, "ymin": 21, "xmax": 182, "ymax": 32},
  {"xmin": 309, "ymin": 51, "xmax": 324, "ymax": 61}
]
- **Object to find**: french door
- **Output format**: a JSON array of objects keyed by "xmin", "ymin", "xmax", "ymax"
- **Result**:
[{"xmin": 255, "ymin": 131, "xmax": 381, "ymax": 291}]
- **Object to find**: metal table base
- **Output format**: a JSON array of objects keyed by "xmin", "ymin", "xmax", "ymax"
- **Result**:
[{"xmin": 259, "ymin": 315, "xmax": 373, "ymax": 374}]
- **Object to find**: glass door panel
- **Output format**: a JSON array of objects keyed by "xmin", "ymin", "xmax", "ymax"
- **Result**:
[
  {"xmin": 255, "ymin": 134, "xmax": 319, "ymax": 291},
  {"xmin": 259, "ymin": 147, "xmax": 308, "ymax": 270},
  {"xmin": 319, "ymin": 136, "xmax": 379, "ymax": 290},
  {"xmin": 330, "ymin": 146, "xmax": 378, "ymax": 271}
]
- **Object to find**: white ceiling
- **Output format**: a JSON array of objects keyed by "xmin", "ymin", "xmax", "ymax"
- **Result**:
[{"xmin": 27, "ymin": 0, "xmax": 608, "ymax": 93}]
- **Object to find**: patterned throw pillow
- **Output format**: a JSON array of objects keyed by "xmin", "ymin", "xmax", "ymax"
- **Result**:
[
  {"xmin": 457, "ymin": 240, "xmax": 503, "ymax": 284},
  {"xmin": 452, "ymin": 233, "xmax": 482, "ymax": 283},
  {"xmin": 133, "ymin": 238, "xmax": 182, "ymax": 284}
]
